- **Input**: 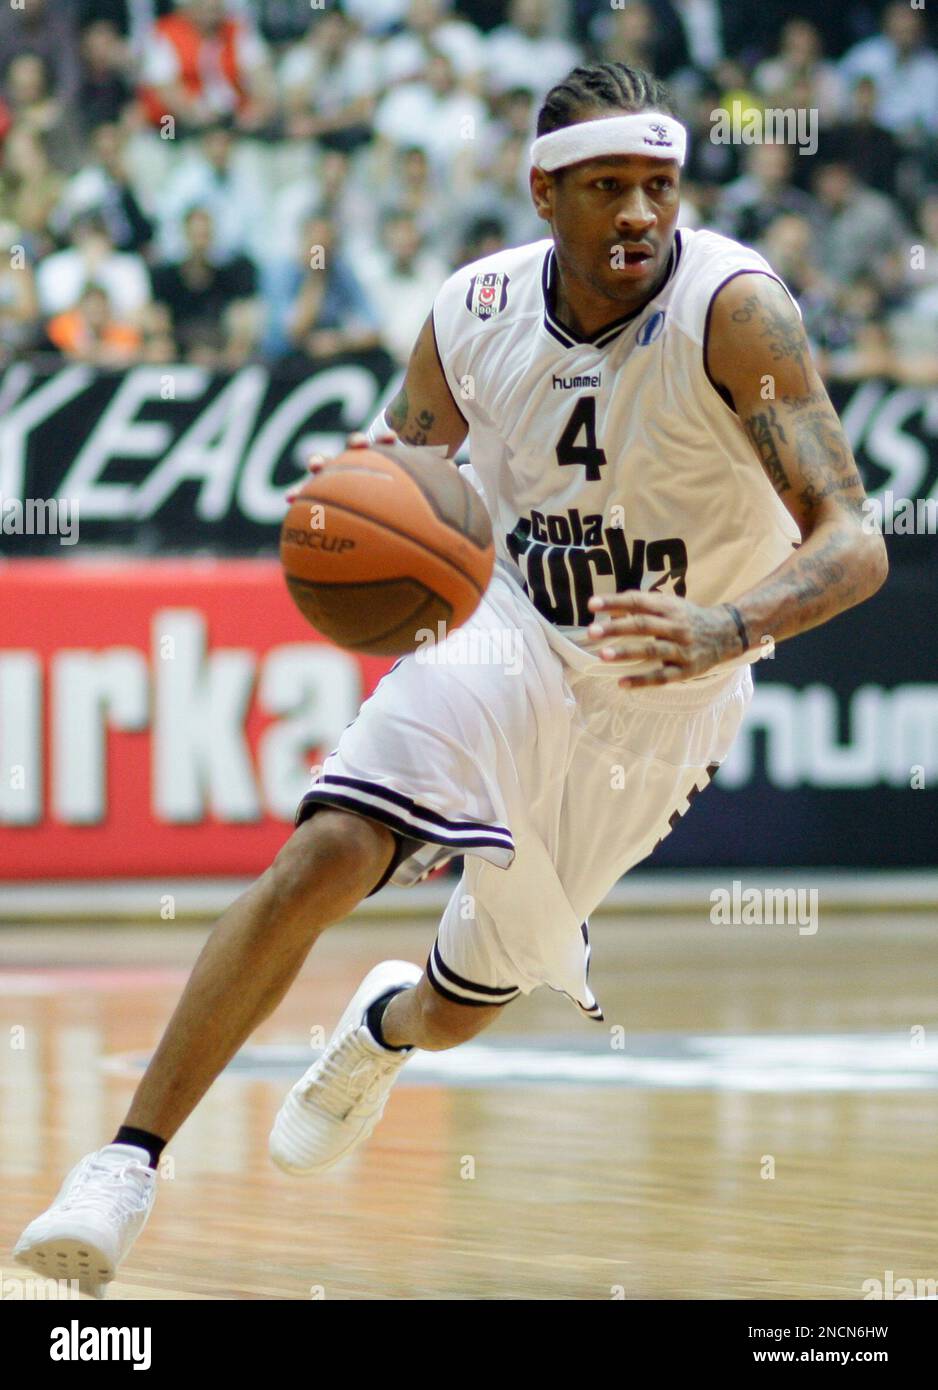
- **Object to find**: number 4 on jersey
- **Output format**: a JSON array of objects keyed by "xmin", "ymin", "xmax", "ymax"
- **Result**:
[{"xmin": 556, "ymin": 396, "xmax": 607, "ymax": 483}]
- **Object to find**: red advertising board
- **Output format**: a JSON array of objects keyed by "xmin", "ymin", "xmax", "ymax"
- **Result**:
[{"xmin": 0, "ymin": 560, "xmax": 392, "ymax": 878}]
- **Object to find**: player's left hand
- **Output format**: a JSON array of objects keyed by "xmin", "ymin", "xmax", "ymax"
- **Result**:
[{"xmin": 586, "ymin": 591, "xmax": 742, "ymax": 687}]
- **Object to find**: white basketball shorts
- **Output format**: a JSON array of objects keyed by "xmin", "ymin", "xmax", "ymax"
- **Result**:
[{"xmin": 296, "ymin": 567, "xmax": 752, "ymax": 1019}]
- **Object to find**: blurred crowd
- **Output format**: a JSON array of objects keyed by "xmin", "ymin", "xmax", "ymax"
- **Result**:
[{"xmin": 0, "ymin": 0, "xmax": 937, "ymax": 381}]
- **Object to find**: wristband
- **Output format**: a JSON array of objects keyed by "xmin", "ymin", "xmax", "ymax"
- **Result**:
[{"xmin": 722, "ymin": 603, "xmax": 750, "ymax": 653}]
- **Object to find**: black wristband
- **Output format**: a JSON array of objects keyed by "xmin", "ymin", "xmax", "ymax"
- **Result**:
[{"xmin": 722, "ymin": 603, "xmax": 750, "ymax": 653}]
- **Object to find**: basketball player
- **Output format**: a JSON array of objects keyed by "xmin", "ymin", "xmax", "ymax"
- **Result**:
[{"xmin": 15, "ymin": 63, "xmax": 887, "ymax": 1296}]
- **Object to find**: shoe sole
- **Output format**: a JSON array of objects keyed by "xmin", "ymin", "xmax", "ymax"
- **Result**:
[
  {"xmin": 269, "ymin": 959, "xmax": 423, "ymax": 1176},
  {"xmin": 15, "ymin": 1235, "xmax": 112, "ymax": 1297}
]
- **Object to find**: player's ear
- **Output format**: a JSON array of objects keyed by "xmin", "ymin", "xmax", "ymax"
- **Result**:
[{"xmin": 530, "ymin": 166, "xmax": 554, "ymax": 223}]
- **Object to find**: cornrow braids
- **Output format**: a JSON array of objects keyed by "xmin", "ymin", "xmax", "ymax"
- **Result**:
[{"xmin": 536, "ymin": 62, "xmax": 677, "ymax": 138}]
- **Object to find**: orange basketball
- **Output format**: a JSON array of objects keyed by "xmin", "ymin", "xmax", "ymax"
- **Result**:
[{"xmin": 280, "ymin": 446, "xmax": 495, "ymax": 655}]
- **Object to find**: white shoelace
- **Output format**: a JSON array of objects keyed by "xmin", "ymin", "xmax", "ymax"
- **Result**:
[
  {"xmin": 300, "ymin": 1028, "xmax": 404, "ymax": 1121},
  {"xmin": 59, "ymin": 1157, "xmax": 153, "ymax": 1221}
]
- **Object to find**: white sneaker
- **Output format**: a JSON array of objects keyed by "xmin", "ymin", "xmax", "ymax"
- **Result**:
[
  {"xmin": 13, "ymin": 1144, "xmax": 156, "ymax": 1298},
  {"xmin": 269, "ymin": 960, "xmax": 422, "ymax": 1175}
]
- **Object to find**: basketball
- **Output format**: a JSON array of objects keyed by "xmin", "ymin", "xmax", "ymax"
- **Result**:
[{"xmin": 280, "ymin": 446, "xmax": 494, "ymax": 655}]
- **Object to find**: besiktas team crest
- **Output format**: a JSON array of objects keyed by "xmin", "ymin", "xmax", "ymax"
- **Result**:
[{"xmin": 467, "ymin": 271, "xmax": 510, "ymax": 320}]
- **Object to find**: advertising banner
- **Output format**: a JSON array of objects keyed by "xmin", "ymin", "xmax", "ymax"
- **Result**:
[
  {"xmin": 0, "ymin": 559, "xmax": 391, "ymax": 878},
  {"xmin": 0, "ymin": 361, "xmax": 935, "ymax": 562}
]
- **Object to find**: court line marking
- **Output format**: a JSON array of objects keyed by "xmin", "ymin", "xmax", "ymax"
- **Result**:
[{"xmin": 100, "ymin": 1032, "xmax": 938, "ymax": 1092}]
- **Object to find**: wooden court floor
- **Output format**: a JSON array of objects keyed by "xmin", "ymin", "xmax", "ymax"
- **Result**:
[{"xmin": 1, "ymin": 911, "xmax": 936, "ymax": 1300}]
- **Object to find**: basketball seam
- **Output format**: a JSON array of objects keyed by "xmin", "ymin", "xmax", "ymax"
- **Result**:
[
  {"xmin": 285, "ymin": 574, "xmax": 454, "ymax": 649},
  {"xmin": 285, "ymin": 498, "xmax": 488, "ymax": 598},
  {"xmin": 366, "ymin": 448, "xmax": 491, "ymax": 554}
]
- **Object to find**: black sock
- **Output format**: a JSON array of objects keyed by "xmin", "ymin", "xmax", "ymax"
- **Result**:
[
  {"xmin": 366, "ymin": 987, "xmax": 412, "ymax": 1053},
  {"xmin": 112, "ymin": 1125, "xmax": 166, "ymax": 1170}
]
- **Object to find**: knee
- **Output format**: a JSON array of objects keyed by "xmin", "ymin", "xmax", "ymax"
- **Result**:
[{"xmin": 261, "ymin": 809, "xmax": 395, "ymax": 932}]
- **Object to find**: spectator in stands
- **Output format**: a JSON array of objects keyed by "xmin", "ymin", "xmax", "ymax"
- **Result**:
[
  {"xmin": 271, "ymin": 147, "xmax": 377, "ymax": 266},
  {"xmin": 0, "ymin": 128, "xmax": 67, "ymax": 261},
  {"xmin": 55, "ymin": 123, "xmax": 155, "ymax": 257},
  {"xmin": 816, "ymin": 274, "xmax": 895, "ymax": 381},
  {"xmin": 356, "ymin": 209, "xmax": 448, "ymax": 364},
  {"xmin": 0, "ymin": 0, "xmax": 80, "ymax": 113},
  {"xmin": 343, "ymin": 0, "xmax": 413, "ymax": 39},
  {"xmin": 760, "ymin": 213, "xmax": 840, "ymax": 349},
  {"xmin": 378, "ymin": 145, "xmax": 447, "ymax": 249},
  {"xmin": 755, "ymin": 17, "xmax": 847, "ymax": 126},
  {"xmin": 455, "ymin": 0, "xmax": 509, "ymax": 36},
  {"xmin": 278, "ymin": 9, "xmax": 378, "ymax": 150},
  {"xmin": 2, "ymin": 53, "xmax": 82, "ymax": 169},
  {"xmin": 265, "ymin": 213, "xmax": 380, "ymax": 363},
  {"xmin": 137, "ymin": 300, "xmax": 178, "ymax": 364},
  {"xmin": 138, "ymin": 0, "xmax": 276, "ymax": 135},
  {"xmin": 0, "ymin": 218, "xmax": 41, "ymax": 359},
  {"xmin": 659, "ymin": 0, "xmax": 725, "ymax": 76},
  {"xmin": 485, "ymin": 0, "xmax": 578, "ymax": 100},
  {"xmin": 151, "ymin": 205, "xmax": 260, "ymax": 365},
  {"xmin": 682, "ymin": 77, "xmax": 740, "ymax": 196},
  {"xmin": 488, "ymin": 85, "xmax": 537, "ymax": 145},
  {"xmin": 47, "ymin": 282, "xmax": 141, "ymax": 364},
  {"xmin": 454, "ymin": 214, "xmax": 508, "ymax": 268},
  {"xmin": 383, "ymin": 0, "xmax": 485, "ymax": 88},
  {"xmin": 812, "ymin": 158, "xmax": 911, "ymax": 285},
  {"xmin": 373, "ymin": 49, "xmax": 488, "ymax": 187},
  {"xmin": 75, "ymin": 19, "xmax": 136, "ymax": 136},
  {"xmin": 456, "ymin": 133, "xmax": 543, "ymax": 250},
  {"xmin": 155, "ymin": 119, "xmax": 263, "ymax": 263},
  {"xmin": 250, "ymin": 0, "xmax": 324, "ymax": 47},
  {"xmin": 592, "ymin": 2, "xmax": 658, "ymax": 79},
  {"xmin": 712, "ymin": 144, "xmax": 820, "ymax": 248},
  {"xmin": 37, "ymin": 211, "xmax": 151, "ymax": 322},
  {"xmin": 0, "ymin": 0, "xmax": 929, "ymax": 382},
  {"xmin": 910, "ymin": 190, "xmax": 938, "ymax": 291},
  {"xmin": 840, "ymin": 2, "xmax": 938, "ymax": 140},
  {"xmin": 817, "ymin": 76, "xmax": 904, "ymax": 201}
]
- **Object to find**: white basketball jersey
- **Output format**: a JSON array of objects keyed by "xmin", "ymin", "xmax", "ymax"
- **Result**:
[{"xmin": 431, "ymin": 226, "xmax": 802, "ymax": 675}]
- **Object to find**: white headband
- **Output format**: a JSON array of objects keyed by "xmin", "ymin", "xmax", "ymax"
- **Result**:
[{"xmin": 530, "ymin": 112, "xmax": 687, "ymax": 171}]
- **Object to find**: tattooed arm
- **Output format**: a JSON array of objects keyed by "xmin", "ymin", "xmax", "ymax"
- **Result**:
[
  {"xmin": 588, "ymin": 273, "xmax": 888, "ymax": 686},
  {"xmin": 705, "ymin": 273, "xmax": 888, "ymax": 644},
  {"xmin": 382, "ymin": 312, "xmax": 468, "ymax": 456}
]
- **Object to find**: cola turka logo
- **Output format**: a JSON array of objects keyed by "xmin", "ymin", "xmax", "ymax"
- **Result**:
[{"xmin": 506, "ymin": 508, "xmax": 688, "ymax": 627}]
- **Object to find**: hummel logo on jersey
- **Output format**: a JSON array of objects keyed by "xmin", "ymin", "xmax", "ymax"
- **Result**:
[
  {"xmin": 466, "ymin": 271, "xmax": 509, "ymax": 320},
  {"xmin": 644, "ymin": 122, "xmax": 673, "ymax": 148},
  {"xmin": 552, "ymin": 373, "xmax": 602, "ymax": 390}
]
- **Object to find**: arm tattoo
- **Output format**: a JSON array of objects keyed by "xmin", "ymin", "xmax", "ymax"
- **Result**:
[
  {"xmin": 385, "ymin": 387, "xmax": 436, "ymax": 446},
  {"xmin": 386, "ymin": 387, "xmax": 408, "ymax": 434},
  {"xmin": 731, "ymin": 285, "xmax": 812, "ymax": 393},
  {"xmin": 789, "ymin": 408, "xmax": 866, "ymax": 521},
  {"xmin": 749, "ymin": 529, "xmax": 865, "ymax": 629},
  {"xmin": 744, "ymin": 398, "xmax": 866, "ymax": 523},
  {"xmin": 743, "ymin": 405, "xmax": 791, "ymax": 497}
]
